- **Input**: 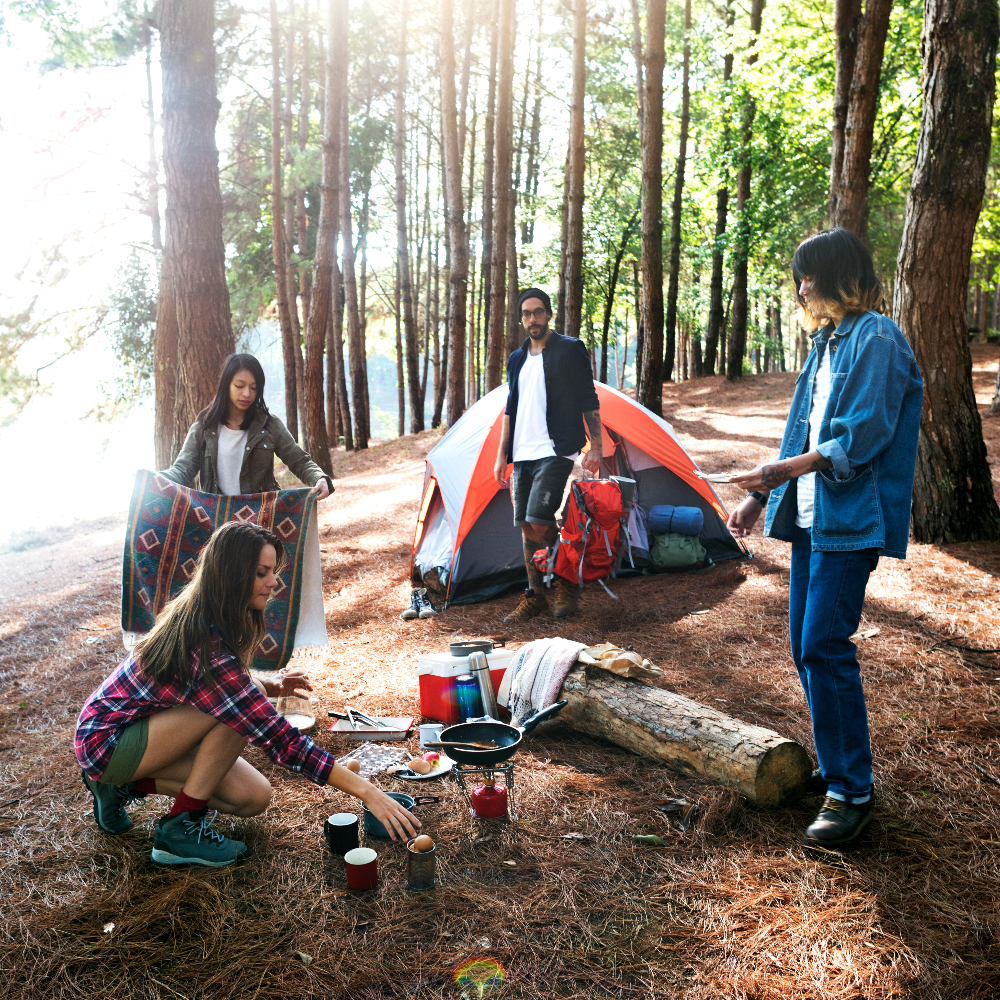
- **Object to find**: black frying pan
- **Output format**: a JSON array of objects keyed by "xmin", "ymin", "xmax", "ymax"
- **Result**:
[{"xmin": 429, "ymin": 700, "xmax": 568, "ymax": 765}]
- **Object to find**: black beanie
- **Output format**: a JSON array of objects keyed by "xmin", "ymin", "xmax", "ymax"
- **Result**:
[{"xmin": 517, "ymin": 287, "xmax": 553, "ymax": 316}]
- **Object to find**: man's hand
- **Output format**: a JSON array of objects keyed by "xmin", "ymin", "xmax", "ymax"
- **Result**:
[
  {"xmin": 581, "ymin": 447, "xmax": 602, "ymax": 476},
  {"xmin": 494, "ymin": 454, "xmax": 509, "ymax": 485},
  {"xmin": 728, "ymin": 496, "xmax": 764, "ymax": 538},
  {"xmin": 582, "ymin": 410, "xmax": 603, "ymax": 476},
  {"xmin": 310, "ymin": 479, "xmax": 331, "ymax": 500}
]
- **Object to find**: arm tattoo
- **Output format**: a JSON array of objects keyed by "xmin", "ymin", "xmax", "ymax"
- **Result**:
[
  {"xmin": 760, "ymin": 462, "xmax": 794, "ymax": 489},
  {"xmin": 584, "ymin": 410, "xmax": 602, "ymax": 439},
  {"xmin": 809, "ymin": 455, "xmax": 832, "ymax": 472}
]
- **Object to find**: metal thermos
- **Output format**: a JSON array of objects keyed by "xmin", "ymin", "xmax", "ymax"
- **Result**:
[
  {"xmin": 454, "ymin": 674, "xmax": 482, "ymax": 722},
  {"xmin": 468, "ymin": 651, "xmax": 499, "ymax": 720}
]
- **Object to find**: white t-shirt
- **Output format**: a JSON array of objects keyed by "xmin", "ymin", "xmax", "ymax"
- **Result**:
[
  {"xmin": 217, "ymin": 424, "xmax": 250, "ymax": 496},
  {"xmin": 796, "ymin": 343, "xmax": 833, "ymax": 529},
  {"xmin": 512, "ymin": 352, "xmax": 557, "ymax": 462}
]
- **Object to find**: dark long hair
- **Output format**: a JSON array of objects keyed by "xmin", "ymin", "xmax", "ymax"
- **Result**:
[
  {"xmin": 792, "ymin": 228, "xmax": 887, "ymax": 331},
  {"xmin": 198, "ymin": 354, "xmax": 270, "ymax": 430},
  {"xmin": 137, "ymin": 521, "xmax": 285, "ymax": 686}
]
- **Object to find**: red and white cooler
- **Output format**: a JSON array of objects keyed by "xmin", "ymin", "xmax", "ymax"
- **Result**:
[{"xmin": 416, "ymin": 647, "xmax": 515, "ymax": 724}]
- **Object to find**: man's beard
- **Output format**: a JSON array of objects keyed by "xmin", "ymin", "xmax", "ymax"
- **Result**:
[{"xmin": 527, "ymin": 324, "xmax": 547, "ymax": 339}]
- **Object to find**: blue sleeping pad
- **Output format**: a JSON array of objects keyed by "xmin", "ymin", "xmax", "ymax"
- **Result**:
[{"xmin": 647, "ymin": 504, "xmax": 704, "ymax": 537}]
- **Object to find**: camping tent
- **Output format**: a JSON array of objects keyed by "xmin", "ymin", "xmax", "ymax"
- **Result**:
[{"xmin": 409, "ymin": 382, "xmax": 748, "ymax": 606}]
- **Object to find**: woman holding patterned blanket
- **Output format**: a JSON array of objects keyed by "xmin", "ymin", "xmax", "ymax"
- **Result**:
[
  {"xmin": 160, "ymin": 353, "xmax": 333, "ymax": 499},
  {"xmin": 76, "ymin": 521, "xmax": 419, "ymax": 867}
]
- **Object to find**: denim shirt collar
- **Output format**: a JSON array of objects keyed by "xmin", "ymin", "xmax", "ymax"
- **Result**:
[{"xmin": 811, "ymin": 312, "xmax": 863, "ymax": 347}]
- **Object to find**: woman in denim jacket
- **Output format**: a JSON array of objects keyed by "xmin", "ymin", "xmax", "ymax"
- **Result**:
[{"xmin": 728, "ymin": 228, "xmax": 923, "ymax": 845}]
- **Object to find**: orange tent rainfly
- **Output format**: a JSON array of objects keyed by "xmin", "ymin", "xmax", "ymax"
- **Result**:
[{"xmin": 409, "ymin": 383, "xmax": 748, "ymax": 606}]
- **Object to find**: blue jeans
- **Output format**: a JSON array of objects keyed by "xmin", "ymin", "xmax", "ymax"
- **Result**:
[{"xmin": 789, "ymin": 525, "xmax": 879, "ymax": 804}]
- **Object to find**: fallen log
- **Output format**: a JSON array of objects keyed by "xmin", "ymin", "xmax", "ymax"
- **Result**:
[{"xmin": 559, "ymin": 665, "xmax": 811, "ymax": 808}]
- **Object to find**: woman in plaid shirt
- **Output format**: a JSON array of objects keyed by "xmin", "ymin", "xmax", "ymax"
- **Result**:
[{"xmin": 76, "ymin": 521, "xmax": 419, "ymax": 867}]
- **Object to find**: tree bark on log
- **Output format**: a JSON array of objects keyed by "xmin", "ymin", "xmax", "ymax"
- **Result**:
[
  {"xmin": 893, "ymin": 0, "xmax": 1000, "ymax": 542},
  {"xmin": 559, "ymin": 666, "xmax": 811, "ymax": 808}
]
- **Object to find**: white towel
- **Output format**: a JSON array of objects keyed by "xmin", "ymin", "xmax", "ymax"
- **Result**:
[{"xmin": 498, "ymin": 637, "xmax": 586, "ymax": 725}]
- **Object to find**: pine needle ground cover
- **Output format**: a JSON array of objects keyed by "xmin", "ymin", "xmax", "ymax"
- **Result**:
[{"xmin": 1, "ymin": 348, "xmax": 998, "ymax": 999}]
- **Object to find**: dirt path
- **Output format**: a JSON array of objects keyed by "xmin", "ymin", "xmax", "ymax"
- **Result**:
[{"xmin": 1, "ymin": 349, "xmax": 998, "ymax": 999}]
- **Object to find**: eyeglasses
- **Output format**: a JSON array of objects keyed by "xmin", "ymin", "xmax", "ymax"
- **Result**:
[{"xmin": 521, "ymin": 307, "xmax": 548, "ymax": 321}]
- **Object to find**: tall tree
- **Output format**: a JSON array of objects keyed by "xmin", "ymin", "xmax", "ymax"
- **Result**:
[
  {"xmin": 894, "ymin": 0, "xmax": 1000, "ymax": 542},
  {"xmin": 485, "ymin": 0, "xmax": 516, "ymax": 391},
  {"xmin": 563, "ymin": 0, "xmax": 588, "ymax": 338},
  {"xmin": 600, "ymin": 209, "xmax": 639, "ymax": 384},
  {"xmin": 395, "ymin": 0, "xmax": 422, "ymax": 432},
  {"xmin": 284, "ymin": 6, "xmax": 305, "ymax": 428},
  {"xmin": 636, "ymin": 0, "xmax": 665, "ymax": 414},
  {"xmin": 663, "ymin": 0, "xmax": 691, "ymax": 382},
  {"xmin": 301, "ymin": 0, "xmax": 335, "ymax": 477},
  {"xmin": 157, "ymin": 0, "xmax": 234, "ymax": 458},
  {"xmin": 335, "ymin": 0, "xmax": 368, "ymax": 448},
  {"xmin": 829, "ymin": 0, "xmax": 894, "ymax": 239},
  {"xmin": 441, "ymin": 0, "xmax": 469, "ymax": 427},
  {"xmin": 270, "ymin": 0, "xmax": 298, "ymax": 439},
  {"xmin": 704, "ymin": 0, "xmax": 734, "ymax": 377},
  {"xmin": 725, "ymin": 0, "xmax": 765, "ymax": 382},
  {"xmin": 480, "ymin": 0, "xmax": 500, "ymax": 365}
]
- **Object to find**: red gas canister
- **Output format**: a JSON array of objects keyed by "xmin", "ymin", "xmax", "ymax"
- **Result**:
[{"xmin": 471, "ymin": 781, "xmax": 508, "ymax": 818}]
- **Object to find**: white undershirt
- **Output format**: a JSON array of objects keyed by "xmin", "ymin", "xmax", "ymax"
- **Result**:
[
  {"xmin": 796, "ymin": 343, "xmax": 833, "ymax": 529},
  {"xmin": 512, "ymin": 352, "xmax": 557, "ymax": 462},
  {"xmin": 217, "ymin": 424, "xmax": 249, "ymax": 496}
]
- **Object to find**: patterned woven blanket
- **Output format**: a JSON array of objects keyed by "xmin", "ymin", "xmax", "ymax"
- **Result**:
[{"xmin": 121, "ymin": 470, "xmax": 327, "ymax": 672}]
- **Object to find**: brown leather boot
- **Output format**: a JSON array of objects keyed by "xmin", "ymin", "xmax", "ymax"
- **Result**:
[
  {"xmin": 503, "ymin": 589, "xmax": 549, "ymax": 622},
  {"xmin": 552, "ymin": 577, "xmax": 579, "ymax": 619}
]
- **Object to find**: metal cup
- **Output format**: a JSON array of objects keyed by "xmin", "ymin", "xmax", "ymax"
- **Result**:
[
  {"xmin": 419, "ymin": 723, "xmax": 444, "ymax": 748},
  {"xmin": 324, "ymin": 812, "xmax": 360, "ymax": 856},
  {"xmin": 406, "ymin": 838, "xmax": 436, "ymax": 890}
]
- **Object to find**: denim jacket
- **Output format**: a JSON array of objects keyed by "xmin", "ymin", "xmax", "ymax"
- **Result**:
[{"xmin": 764, "ymin": 311, "xmax": 923, "ymax": 559}]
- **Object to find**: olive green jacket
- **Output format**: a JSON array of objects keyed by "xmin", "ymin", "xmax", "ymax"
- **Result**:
[{"xmin": 160, "ymin": 411, "xmax": 333, "ymax": 496}]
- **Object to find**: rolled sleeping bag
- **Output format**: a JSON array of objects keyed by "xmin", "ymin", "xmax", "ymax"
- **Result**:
[{"xmin": 647, "ymin": 504, "xmax": 704, "ymax": 536}]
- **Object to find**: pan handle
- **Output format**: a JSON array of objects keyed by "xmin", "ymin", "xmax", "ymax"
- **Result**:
[
  {"xmin": 517, "ymin": 699, "xmax": 568, "ymax": 734},
  {"xmin": 412, "ymin": 795, "xmax": 441, "ymax": 806}
]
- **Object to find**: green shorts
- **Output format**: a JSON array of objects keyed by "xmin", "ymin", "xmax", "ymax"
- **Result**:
[{"xmin": 98, "ymin": 717, "xmax": 149, "ymax": 786}]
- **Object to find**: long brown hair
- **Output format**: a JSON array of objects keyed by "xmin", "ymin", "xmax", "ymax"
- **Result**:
[
  {"xmin": 137, "ymin": 521, "xmax": 285, "ymax": 686},
  {"xmin": 197, "ymin": 353, "xmax": 270, "ymax": 431}
]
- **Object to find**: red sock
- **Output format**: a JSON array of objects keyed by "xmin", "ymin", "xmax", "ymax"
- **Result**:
[
  {"xmin": 133, "ymin": 777, "xmax": 157, "ymax": 796},
  {"xmin": 167, "ymin": 788, "xmax": 209, "ymax": 820}
]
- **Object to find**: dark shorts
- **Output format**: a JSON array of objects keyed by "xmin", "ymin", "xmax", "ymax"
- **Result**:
[
  {"xmin": 511, "ymin": 457, "xmax": 574, "ymax": 527},
  {"xmin": 98, "ymin": 717, "xmax": 149, "ymax": 786}
]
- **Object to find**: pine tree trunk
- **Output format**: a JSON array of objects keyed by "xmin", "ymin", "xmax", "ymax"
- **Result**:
[
  {"xmin": 563, "ymin": 0, "xmax": 588, "ymax": 339},
  {"xmin": 636, "ymin": 0, "xmax": 666, "ymax": 415},
  {"xmin": 160, "ymin": 0, "xmax": 234, "ymax": 449},
  {"xmin": 441, "ymin": 0, "xmax": 469, "ymax": 428},
  {"xmin": 270, "ymin": 0, "xmax": 298, "ymax": 439},
  {"xmin": 480, "ymin": 0, "xmax": 499, "ymax": 372},
  {"xmin": 335, "ymin": 0, "xmax": 368, "ymax": 449},
  {"xmin": 505, "ymin": 191, "xmax": 520, "ymax": 356},
  {"xmin": 522, "ymin": 10, "xmax": 543, "ymax": 247},
  {"xmin": 485, "ymin": 0, "xmax": 516, "ymax": 391},
  {"xmin": 663, "ymin": 0, "xmax": 691, "ymax": 383},
  {"xmin": 301, "ymin": 0, "xmax": 335, "ymax": 477},
  {"xmin": 704, "ymin": 0, "xmax": 735, "ymax": 378},
  {"xmin": 296, "ymin": 0, "xmax": 312, "ymax": 335},
  {"xmin": 725, "ymin": 0, "xmax": 764, "ymax": 382},
  {"xmin": 600, "ymin": 211, "xmax": 638, "ymax": 385},
  {"xmin": 829, "ymin": 0, "xmax": 861, "ymax": 224},
  {"xmin": 395, "ymin": 0, "xmax": 422, "ymax": 433},
  {"xmin": 396, "ymin": 266, "xmax": 405, "ymax": 436},
  {"xmin": 332, "ymin": 259, "xmax": 354, "ymax": 450},
  {"xmin": 285, "ymin": 14, "xmax": 305, "ymax": 433},
  {"xmin": 831, "ymin": 0, "xmax": 894, "ymax": 240},
  {"xmin": 153, "ymin": 242, "xmax": 178, "ymax": 466},
  {"xmin": 894, "ymin": 0, "xmax": 1000, "ymax": 542}
]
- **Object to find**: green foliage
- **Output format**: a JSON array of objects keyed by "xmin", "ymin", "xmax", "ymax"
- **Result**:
[{"xmin": 102, "ymin": 246, "xmax": 158, "ymax": 409}]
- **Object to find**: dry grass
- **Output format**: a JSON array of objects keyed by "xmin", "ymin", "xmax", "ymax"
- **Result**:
[{"xmin": 1, "ymin": 347, "xmax": 999, "ymax": 998}]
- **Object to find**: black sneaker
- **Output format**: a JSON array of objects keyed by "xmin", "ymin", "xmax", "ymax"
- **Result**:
[
  {"xmin": 415, "ymin": 589, "xmax": 438, "ymax": 618},
  {"xmin": 82, "ymin": 770, "xmax": 138, "ymax": 835},
  {"xmin": 804, "ymin": 796, "xmax": 873, "ymax": 845},
  {"xmin": 400, "ymin": 590, "xmax": 421, "ymax": 620}
]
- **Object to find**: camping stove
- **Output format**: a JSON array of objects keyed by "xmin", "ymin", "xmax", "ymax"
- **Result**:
[{"xmin": 452, "ymin": 762, "xmax": 518, "ymax": 822}]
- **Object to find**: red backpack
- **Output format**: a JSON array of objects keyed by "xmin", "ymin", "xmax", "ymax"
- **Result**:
[{"xmin": 533, "ymin": 479, "xmax": 630, "ymax": 596}]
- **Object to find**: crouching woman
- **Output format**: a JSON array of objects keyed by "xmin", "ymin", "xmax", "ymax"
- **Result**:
[{"xmin": 75, "ymin": 521, "xmax": 418, "ymax": 867}]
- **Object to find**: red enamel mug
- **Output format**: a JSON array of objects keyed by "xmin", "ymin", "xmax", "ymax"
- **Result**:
[{"xmin": 344, "ymin": 847, "xmax": 378, "ymax": 890}]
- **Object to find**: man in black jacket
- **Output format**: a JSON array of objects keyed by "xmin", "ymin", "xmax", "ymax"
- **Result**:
[{"xmin": 493, "ymin": 288, "xmax": 603, "ymax": 621}]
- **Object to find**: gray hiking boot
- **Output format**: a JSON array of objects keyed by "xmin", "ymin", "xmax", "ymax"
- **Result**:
[
  {"xmin": 151, "ymin": 811, "xmax": 248, "ymax": 867},
  {"xmin": 414, "ymin": 588, "xmax": 438, "ymax": 618},
  {"xmin": 82, "ymin": 770, "xmax": 137, "ymax": 835}
]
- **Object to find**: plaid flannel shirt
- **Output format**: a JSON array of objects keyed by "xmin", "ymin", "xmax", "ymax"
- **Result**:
[{"xmin": 75, "ymin": 642, "xmax": 335, "ymax": 786}]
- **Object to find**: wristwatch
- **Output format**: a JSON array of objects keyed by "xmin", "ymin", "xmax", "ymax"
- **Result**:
[{"xmin": 747, "ymin": 491, "xmax": 767, "ymax": 506}]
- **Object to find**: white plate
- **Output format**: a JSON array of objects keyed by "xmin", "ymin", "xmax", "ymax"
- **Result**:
[
  {"xmin": 695, "ymin": 472, "xmax": 734, "ymax": 483},
  {"xmin": 391, "ymin": 754, "xmax": 455, "ymax": 781}
]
